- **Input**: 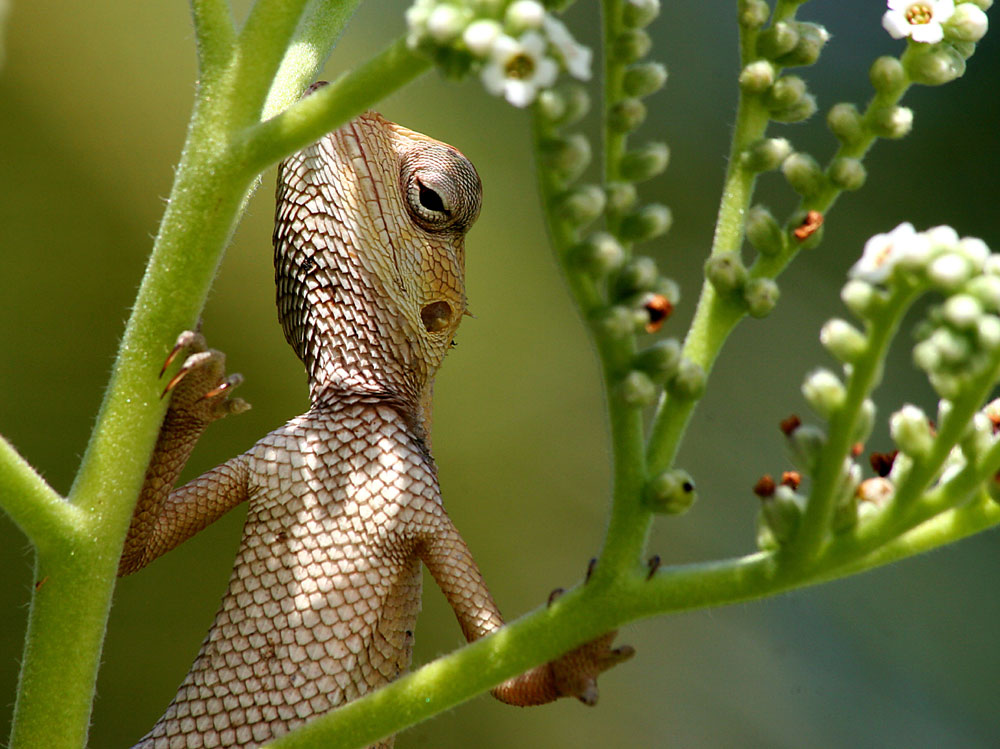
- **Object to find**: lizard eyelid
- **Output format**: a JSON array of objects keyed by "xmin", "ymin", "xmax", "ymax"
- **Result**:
[{"xmin": 399, "ymin": 144, "xmax": 481, "ymax": 234}]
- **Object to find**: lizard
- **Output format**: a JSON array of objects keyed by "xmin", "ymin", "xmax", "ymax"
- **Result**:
[{"xmin": 118, "ymin": 94, "xmax": 632, "ymax": 749}]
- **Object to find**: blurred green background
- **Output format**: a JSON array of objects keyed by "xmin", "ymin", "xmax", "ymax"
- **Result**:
[{"xmin": 2, "ymin": 2, "xmax": 1000, "ymax": 747}]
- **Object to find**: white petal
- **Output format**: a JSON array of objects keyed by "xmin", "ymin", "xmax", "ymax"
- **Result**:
[
  {"xmin": 910, "ymin": 22, "xmax": 944, "ymax": 43},
  {"xmin": 519, "ymin": 31, "xmax": 548, "ymax": 57},
  {"xmin": 882, "ymin": 11, "xmax": 912, "ymax": 38},
  {"xmin": 480, "ymin": 64, "xmax": 507, "ymax": 96},
  {"xmin": 933, "ymin": 0, "xmax": 956, "ymax": 21},
  {"xmin": 491, "ymin": 34, "xmax": 521, "ymax": 62},
  {"xmin": 504, "ymin": 80, "xmax": 536, "ymax": 107},
  {"xmin": 533, "ymin": 57, "xmax": 559, "ymax": 89}
]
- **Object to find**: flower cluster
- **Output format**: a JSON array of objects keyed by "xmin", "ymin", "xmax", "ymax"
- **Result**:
[
  {"xmin": 883, "ymin": 0, "xmax": 989, "ymax": 46},
  {"xmin": 406, "ymin": 0, "xmax": 592, "ymax": 107}
]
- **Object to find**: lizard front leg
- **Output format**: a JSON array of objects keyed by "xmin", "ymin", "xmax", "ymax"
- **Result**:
[
  {"xmin": 119, "ymin": 331, "xmax": 251, "ymax": 576},
  {"xmin": 419, "ymin": 511, "xmax": 633, "ymax": 707}
]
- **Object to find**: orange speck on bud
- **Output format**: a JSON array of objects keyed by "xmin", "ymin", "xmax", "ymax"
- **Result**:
[
  {"xmin": 643, "ymin": 294, "xmax": 673, "ymax": 333},
  {"xmin": 753, "ymin": 474, "xmax": 776, "ymax": 497},
  {"xmin": 780, "ymin": 471, "xmax": 802, "ymax": 489},
  {"xmin": 779, "ymin": 414, "xmax": 802, "ymax": 436},
  {"xmin": 793, "ymin": 210, "xmax": 824, "ymax": 241}
]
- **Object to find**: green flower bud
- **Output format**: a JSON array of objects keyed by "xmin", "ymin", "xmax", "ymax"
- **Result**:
[
  {"xmin": 775, "ymin": 22, "xmax": 830, "ymax": 68},
  {"xmin": 593, "ymin": 305, "xmax": 636, "ymax": 339},
  {"xmin": 619, "ymin": 370, "xmax": 658, "ymax": 407},
  {"xmin": 820, "ymin": 318, "xmax": 867, "ymax": 363},
  {"xmin": 606, "ymin": 181, "xmax": 638, "ymax": 216},
  {"xmin": 977, "ymin": 315, "xmax": 1000, "ymax": 350},
  {"xmin": 623, "ymin": 61, "xmax": 668, "ymax": 98},
  {"xmin": 558, "ymin": 84, "xmax": 591, "ymax": 126},
  {"xmin": 634, "ymin": 338, "xmax": 682, "ymax": 381},
  {"xmin": 832, "ymin": 490, "xmax": 859, "ymax": 533},
  {"xmin": 841, "ymin": 279, "xmax": 885, "ymax": 319},
  {"xmin": 738, "ymin": 60, "xmax": 776, "ymax": 94},
  {"xmin": 540, "ymin": 133, "xmax": 591, "ymax": 182},
  {"xmin": 868, "ymin": 105, "xmax": 914, "ymax": 138},
  {"xmin": 788, "ymin": 209, "xmax": 825, "ymax": 250},
  {"xmin": 942, "ymin": 294, "xmax": 983, "ymax": 329},
  {"xmin": 426, "ymin": 4, "xmax": 471, "ymax": 42},
  {"xmin": 771, "ymin": 93, "xmax": 817, "ymax": 123},
  {"xmin": 615, "ymin": 256, "xmax": 660, "ymax": 295},
  {"xmin": 536, "ymin": 89, "xmax": 566, "ymax": 124},
  {"xmin": 890, "ymin": 404, "xmax": 934, "ymax": 460},
  {"xmin": 644, "ymin": 469, "xmax": 697, "ymax": 514},
  {"xmin": 556, "ymin": 184, "xmax": 606, "ymax": 227},
  {"xmin": 623, "ymin": 0, "xmax": 660, "ymax": 29},
  {"xmin": 462, "ymin": 19, "xmax": 503, "ymax": 57},
  {"xmin": 612, "ymin": 29, "xmax": 652, "ymax": 64},
  {"xmin": 952, "ymin": 40, "xmax": 977, "ymax": 59},
  {"xmin": 757, "ymin": 21, "xmax": 800, "ymax": 60},
  {"xmin": 828, "ymin": 157, "xmax": 866, "ymax": 191},
  {"xmin": 787, "ymin": 423, "xmax": 826, "ymax": 474},
  {"xmin": 869, "ymin": 56, "xmax": 907, "ymax": 95},
  {"xmin": 905, "ymin": 44, "xmax": 966, "ymax": 86},
  {"xmin": 827, "ymin": 102, "xmax": 865, "ymax": 144},
  {"xmin": 668, "ymin": 358, "xmax": 707, "ymax": 399},
  {"xmin": 854, "ymin": 398, "xmax": 877, "ymax": 445},
  {"xmin": 742, "ymin": 137, "xmax": 793, "ymax": 172},
  {"xmin": 966, "ymin": 275, "xmax": 1000, "ymax": 311},
  {"xmin": 746, "ymin": 205, "xmax": 785, "ymax": 257},
  {"xmin": 744, "ymin": 278, "xmax": 780, "ymax": 318},
  {"xmin": 802, "ymin": 368, "xmax": 846, "ymax": 419},
  {"xmin": 944, "ymin": 3, "xmax": 989, "ymax": 43},
  {"xmin": 618, "ymin": 203, "xmax": 673, "ymax": 242},
  {"xmin": 928, "ymin": 252, "xmax": 973, "ymax": 289},
  {"xmin": 505, "ymin": 0, "xmax": 545, "ymax": 33},
  {"xmin": 966, "ymin": 0, "xmax": 993, "ymax": 10},
  {"xmin": 572, "ymin": 232, "xmax": 625, "ymax": 277},
  {"xmin": 759, "ymin": 486, "xmax": 805, "ymax": 544},
  {"xmin": 765, "ymin": 75, "xmax": 807, "ymax": 109},
  {"xmin": 705, "ymin": 253, "xmax": 748, "ymax": 296},
  {"xmin": 782, "ymin": 152, "xmax": 825, "ymax": 197},
  {"xmin": 738, "ymin": 0, "xmax": 771, "ymax": 30},
  {"xmin": 620, "ymin": 142, "xmax": 670, "ymax": 182},
  {"xmin": 608, "ymin": 97, "xmax": 647, "ymax": 133}
]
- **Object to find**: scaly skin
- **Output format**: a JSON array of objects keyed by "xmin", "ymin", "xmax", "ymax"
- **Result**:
[{"xmin": 120, "ymin": 103, "xmax": 632, "ymax": 748}]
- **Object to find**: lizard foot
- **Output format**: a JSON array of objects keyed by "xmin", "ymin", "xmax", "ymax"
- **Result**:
[
  {"xmin": 160, "ymin": 330, "xmax": 250, "ymax": 422},
  {"xmin": 548, "ymin": 630, "xmax": 635, "ymax": 706}
]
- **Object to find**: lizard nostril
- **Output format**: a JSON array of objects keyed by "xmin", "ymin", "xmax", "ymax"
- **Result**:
[{"xmin": 420, "ymin": 301, "xmax": 453, "ymax": 333}]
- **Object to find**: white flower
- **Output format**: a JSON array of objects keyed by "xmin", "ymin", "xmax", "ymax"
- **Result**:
[
  {"xmin": 480, "ymin": 32, "xmax": 558, "ymax": 108},
  {"xmin": 850, "ymin": 222, "xmax": 926, "ymax": 283},
  {"xmin": 882, "ymin": 0, "xmax": 956, "ymax": 44},
  {"xmin": 542, "ymin": 14, "xmax": 593, "ymax": 81}
]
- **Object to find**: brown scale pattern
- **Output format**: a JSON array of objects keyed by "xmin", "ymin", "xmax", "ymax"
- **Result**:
[{"xmin": 123, "ymin": 108, "xmax": 629, "ymax": 749}]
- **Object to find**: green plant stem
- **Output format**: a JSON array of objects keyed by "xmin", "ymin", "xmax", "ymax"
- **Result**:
[{"xmin": 0, "ymin": 435, "xmax": 79, "ymax": 551}]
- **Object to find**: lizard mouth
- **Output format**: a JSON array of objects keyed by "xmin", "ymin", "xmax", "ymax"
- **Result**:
[{"xmin": 420, "ymin": 301, "xmax": 454, "ymax": 333}]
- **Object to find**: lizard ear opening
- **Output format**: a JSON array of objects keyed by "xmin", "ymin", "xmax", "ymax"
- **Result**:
[{"xmin": 421, "ymin": 301, "xmax": 454, "ymax": 333}]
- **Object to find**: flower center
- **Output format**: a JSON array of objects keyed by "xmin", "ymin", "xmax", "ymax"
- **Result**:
[
  {"xmin": 504, "ymin": 53, "xmax": 535, "ymax": 80},
  {"xmin": 905, "ymin": 3, "xmax": 933, "ymax": 25}
]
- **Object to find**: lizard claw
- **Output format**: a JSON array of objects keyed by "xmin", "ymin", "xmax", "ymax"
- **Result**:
[
  {"xmin": 159, "ymin": 331, "xmax": 250, "ymax": 422},
  {"xmin": 549, "ymin": 630, "xmax": 635, "ymax": 706}
]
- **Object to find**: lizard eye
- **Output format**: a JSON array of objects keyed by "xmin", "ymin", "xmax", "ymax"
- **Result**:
[{"xmin": 400, "ymin": 144, "xmax": 482, "ymax": 233}]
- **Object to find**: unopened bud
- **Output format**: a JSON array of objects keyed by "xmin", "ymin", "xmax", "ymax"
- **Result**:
[
  {"xmin": 620, "ymin": 142, "xmax": 670, "ymax": 182},
  {"xmin": 619, "ymin": 370, "xmax": 658, "ymax": 407},
  {"xmin": 757, "ymin": 21, "xmax": 799, "ymax": 60},
  {"xmin": 775, "ymin": 22, "xmax": 830, "ymax": 67},
  {"xmin": 426, "ymin": 4, "xmax": 469, "ymax": 42},
  {"xmin": 828, "ymin": 157, "xmax": 866, "ymax": 191},
  {"xmin": 738, "ymin": 0, "xmax": 771, "ymax": 30},
  {"xmin": 612, "ymin": 29, "xmax": 652, "ymax": 64},
  {"xmin": 759, "ymin": 486, "xmax": 805, "ymax": 544},
  {"xmin": 605, "ymin": 181, "xmax": 638, "ymax": 216},
  {"xmin": 557, "ymin": 184, "xmax": 606, "ymax": 226},
  {"xmin": 540, "ymin": 133, "xmax": 591, "ymax": 182},
  {"xmin": 536, "ymin": 89, "xmax": 567, "ymax": 123},
  {"xmin": 782, "ymin": 152, "xmax": 825, "ymax": 197},
  {"xmin": 765, "ymin": 75, "xmax": 806, "ymax": 109},
  {"xmin": 827, "ymin": 102, "xmax": 865, "ymax": 144},
  {"xmin": 944, "ymin": 3, "xmax": 989, "ymax": 42},
  {"xmin": 742, "ymin": 137, "xmax": 793, "ymax": 172},
  {"xmin": 854, "ymin": 398, "xmax": 876, "ymax": 445},
  {"xmin": 462, "ymin": 19, "xmax": 503, "ymax": 57},
  {"xmin": 744, "ymin": 277, "xmax": 779, "ymax": 318},
  {"xmin": 869, "ymin": 56, "xmax": 906, "ymax": 95},
  {"xmin": 505, "ymin": 0, "xmax": 545, "ymax": 33},
  {"xmin": 593, "ymin": 306, "xmax": 636, "ymax": 339},
  {"xmin": 623, "ymin": 0, "xmax": 660, "ymax": 29},
  {"xmin": 820, "ymin": 318, "xmax": 867, "ymax": 363},
  {"xmin": 890, "ymin": 404, "xmax": 934, "ymax": 460},
  {"xmin": 966, "ymin": 0, "xmax": 993, "ymax": 11},
  {"xmin": 746, "ymin": 205, "xmax": 785, "ymax": 256},
  {"xmin": 615, "ymin": 256, "xmax": 660, "ymax": 295},
  {"xmin": 802, "ymin": 368, "xmax": 846, "ymax": 419},
  {"xmin": 738, "ymin": 60, "xmax": 776, "ymax": 93},
  {"xmin": 609, "ymin": 97, "xmax": 647, "ymax": 133},
  {"xmin": 771, "ymin": 93, "xmax": 817, "ymax": 123},
  {"xmin": 645, "ymin": 469, "xmax": 697, "ymax": 514},
  {"xmin": 668, "ymin": 358, "xmax": 707, "ymax": 399},
  {"xmin": 905, "ymin": 45, "xmax": 966, "ymax": 86},
  {"xmin": 623, "ymin": 61, "xmax": 668, "ymax": 98},
  {"xmin": 787, "ymin": 423, "xmax": 826, "ymax": 474},
  {"xmin": 841, "ymin": 279, "xmax": 884, "ymax": 319},
  {"xmin": 558, "ymin": 84, "xmax": 591, "ymax": 126},
  {"xmin": 705, "ymin": 253, "xmax": 748, "ymax": 296},
  {"xmin": 618, "ymin": 203, "xmax": 673, "ymax": 242},
  {"xmin": 572, "ymin": 232, "xmax": 625, "ymax": 277},
  {"xmin": 634, "ymin": 338, "xmax": 682, "ymax": 381},
  {"xmin": 868, "ymin": 105, "xmax": 913, "ymax": 139}
]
